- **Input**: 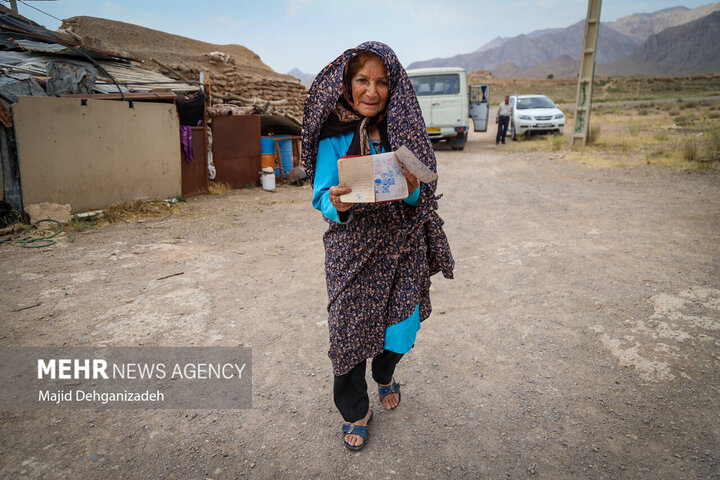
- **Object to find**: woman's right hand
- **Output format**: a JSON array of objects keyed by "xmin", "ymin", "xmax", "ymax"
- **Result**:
[{"xmin": 329, "ymin": 185, "xmax": 353, "ymax": 212}]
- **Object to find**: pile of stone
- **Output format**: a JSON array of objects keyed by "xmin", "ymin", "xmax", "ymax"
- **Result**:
[{"xmin": 209, "ymin": 69, "xmax": 306, "ymax": 119}]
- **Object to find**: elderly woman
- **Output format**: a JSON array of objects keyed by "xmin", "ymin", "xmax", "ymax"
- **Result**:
[{"xmin": 301, "ymin": 41, "xmax": 454, "ymax": 450}]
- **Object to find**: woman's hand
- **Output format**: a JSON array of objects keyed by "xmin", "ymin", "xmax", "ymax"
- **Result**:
[
  {"xmin": 329, "ymin": 185, "xmax": 354, "ymax": 212},
  {"xmin": 401, "ymin": 168, "xmax": 420, "ymax": 194}
]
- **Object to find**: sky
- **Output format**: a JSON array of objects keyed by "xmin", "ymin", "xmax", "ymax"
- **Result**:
[{"xmin": 6, "ymin": 0, "xmax": 715, "ymax": 74}]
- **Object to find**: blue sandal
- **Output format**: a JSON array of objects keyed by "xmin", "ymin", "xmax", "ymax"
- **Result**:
[
  {"xmin": 378, "ymin": 379, "xmax": 401, "ymax": 409},
  {"xmin": 341, "ymin": 409, "xmax": 373, "ymax": 451}
]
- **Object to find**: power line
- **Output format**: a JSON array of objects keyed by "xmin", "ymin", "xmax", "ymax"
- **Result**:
[{"xmin": 12, "ymin": 0, "xmax": 63, "ymax": 22}]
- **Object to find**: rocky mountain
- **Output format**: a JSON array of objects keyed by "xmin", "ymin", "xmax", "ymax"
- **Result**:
[
  {"xmin": 523, "ymin": 55, "xmax": 579, "ymax": 78},
  {"xmin": 409, "ymin": 2, "xmax": 720, "ymax": 78},
  {"xmin": 474, "ymin": 36, "xmax": 506, "ymax": 53},
  {"xmin": 601, "ymin": 10, "xmax": 720, "ymax": 76},
  {"xmin": 527, "ymin": 27, "xmax": 564, "ymax": 39},
  {"xmin": 408, "ymin": 21, "xmax": 641, "ymax": 71},
  {"xmin": 286, "ymin": 67, "xmax": 315, "ymax": 88},
  {"xmin": 473, "ymin": 27, "xmax": 563, "ymax": 53},
  {"xmin": 609, "ymin": 2, "xmax": 720, "ymax": 41}
]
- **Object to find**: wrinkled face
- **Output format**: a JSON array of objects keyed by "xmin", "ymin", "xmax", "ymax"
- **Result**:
[{"xmin": 350, "ymin": 56, "xmax": 389, "ymax": 117}]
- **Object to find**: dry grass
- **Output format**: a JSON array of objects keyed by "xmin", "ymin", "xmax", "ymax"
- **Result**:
[
  {"xmin": 682, "ymin": 137, "xmax": 700, "ymax": 162},
  {"xmin": 102, "ymin": 200, "xmax": 178, "ymax": 223},
  {"xmin": 587, "ymin": 124, "xmax": 601, "ymax": 144},
  {"xmin": 564, "ymin": 150, "xmax": 630, "ymax": 169},
  {"xmin": 66, "ymin": 200, "xmax": 179, "ymax": 232},
  {"xmin": 704, "ymin": 129, "xmax": 720, "ymax": 162},
  {"xmin": 506, "ymin": 97, "xmax": 720, "ymax": 171},
  {"xmin": 208, "ymin": 181, "xmax": 233, "ymax": 195},
  {"xmin": 2, "ymin": 199, "xmax": 181, "ymax": 237}
]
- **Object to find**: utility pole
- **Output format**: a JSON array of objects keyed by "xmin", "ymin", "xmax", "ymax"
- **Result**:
[
  {"xmin": 9, "ymin": 0, "xmax": 19, "ymax": 14},
  {"xmin": 571, "ymin": 0, "xmax": 602, "ymax": 146}
]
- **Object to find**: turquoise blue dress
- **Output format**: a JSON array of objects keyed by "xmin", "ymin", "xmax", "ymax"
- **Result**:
[{"xmin": 312, "ymin": 131, "xmax": 421, "ymax": 354}]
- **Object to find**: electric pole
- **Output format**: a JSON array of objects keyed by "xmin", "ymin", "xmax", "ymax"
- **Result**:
[{"xmin": 571, "ymin": 0, "xmax": 603, "ymax": 146}]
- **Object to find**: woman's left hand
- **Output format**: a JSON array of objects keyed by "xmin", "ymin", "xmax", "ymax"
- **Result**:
[{"xmin": 401, "ymin": 168, "xmax": 420, "ymax": 194}]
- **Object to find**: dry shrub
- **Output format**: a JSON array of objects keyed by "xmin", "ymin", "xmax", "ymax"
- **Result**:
[
  {"xmin": 653, "ymin": 144, "xmax": 669, "ymax": 157},
  {"xmin": 209, "ymin": 181, "xmax": 232, "ymax": 195},
  {"xmin": 646, "ymin": 144, "xmax": 670, "ymax": 164},
  {"xmin": 654, "ymin": 131, "xmax": 669, "ymax": 142},
  {"xmin": 682, "ymin": 137, "xmax": 699, "ymax": 162},
  {"xmin": 674, "ymin": 115, "xmax": 693, "ymax": 126},
  {"xmin": 587, "ymin": 123, "xmax": 601, "ymax": 144},
  {"xmin": 703, "ymin": 129, "xmax": 720, "ymax": 162}
]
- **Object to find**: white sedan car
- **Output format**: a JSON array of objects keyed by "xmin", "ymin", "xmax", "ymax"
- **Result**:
[{"xmin": 509, "ymin": 94, "xmax": 565, "ymax": 140}]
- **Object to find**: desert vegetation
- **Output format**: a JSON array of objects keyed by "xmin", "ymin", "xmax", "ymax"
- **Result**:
[
  {"xmin": 508, "ymin": 97, "xmax": 720, "ymax": 170},
  {"xmin": 469, "ymin": 73, "xmax": 720, "ymax": 105}
]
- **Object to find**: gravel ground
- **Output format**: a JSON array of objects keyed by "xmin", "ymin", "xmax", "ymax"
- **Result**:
[{"xmin": 1, "ymin": 128, "xmax": 719, "ymax": 479}]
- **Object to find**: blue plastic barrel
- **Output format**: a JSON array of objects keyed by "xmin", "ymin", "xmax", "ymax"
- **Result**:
[
  {"xmin": 261, "ymin": 136, "xmax": 276, "ymax": 154},
  {"xmin": 276, "ymin": 137, "xmax": 294, "ymax": 177}
]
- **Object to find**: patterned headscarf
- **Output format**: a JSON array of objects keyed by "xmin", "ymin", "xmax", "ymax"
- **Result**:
[{"xmin": 301, "ymin": 41, "xmax": 436, "ymax": 196}]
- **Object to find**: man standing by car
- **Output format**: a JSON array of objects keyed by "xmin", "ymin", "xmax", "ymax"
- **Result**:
[{"xmin": 496, "ymin": 96, "xmax": 513, "ymax": 144}]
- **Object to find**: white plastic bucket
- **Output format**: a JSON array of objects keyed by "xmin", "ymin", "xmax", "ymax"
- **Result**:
[{"xmin": 261, "ymin": 172, "xmax": 276, "ymax": 191}]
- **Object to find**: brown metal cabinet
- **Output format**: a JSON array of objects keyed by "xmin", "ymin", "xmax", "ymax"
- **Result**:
[{"xmin": 212, "ymin": 115, "xmax": 261, "ymax": 188}]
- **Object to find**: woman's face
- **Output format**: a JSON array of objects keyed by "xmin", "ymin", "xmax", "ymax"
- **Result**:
[{"xmin": 350, "ymin": 56, "xmax": 389, "ymax": 117}]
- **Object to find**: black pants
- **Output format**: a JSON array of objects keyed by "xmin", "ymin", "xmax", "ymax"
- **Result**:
[
  {"xmin": 334, "ymin": 350, "xmax": 404, "ymax": 422},
  {"xmin": 496, "ymin": 115, "xmax": 510, "ymax": 144}
]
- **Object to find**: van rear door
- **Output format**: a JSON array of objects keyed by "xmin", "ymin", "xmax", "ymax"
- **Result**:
[{"xmin": 469, "ymin": 84, "xmax": 489, "ymax": 132}]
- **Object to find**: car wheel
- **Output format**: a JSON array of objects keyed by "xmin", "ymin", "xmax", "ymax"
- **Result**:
[{"xmin": 511, "ymin": 125, "xmax": 517, "ymax": 141}]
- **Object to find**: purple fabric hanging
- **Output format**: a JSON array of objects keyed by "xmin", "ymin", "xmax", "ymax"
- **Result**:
[{"xmin": 180, "ymin": 126, "xmax": 193, "ymax": 163}]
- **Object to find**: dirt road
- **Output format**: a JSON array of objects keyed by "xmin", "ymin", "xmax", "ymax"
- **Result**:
[{"xmin": 1, "ymin": 129, "xmax": 719, "ymax": 479}]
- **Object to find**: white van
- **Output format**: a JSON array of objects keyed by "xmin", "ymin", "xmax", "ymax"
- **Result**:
[{"xmin": 407, "ymin": 67, "xmax": 489, "ymax": 150}]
